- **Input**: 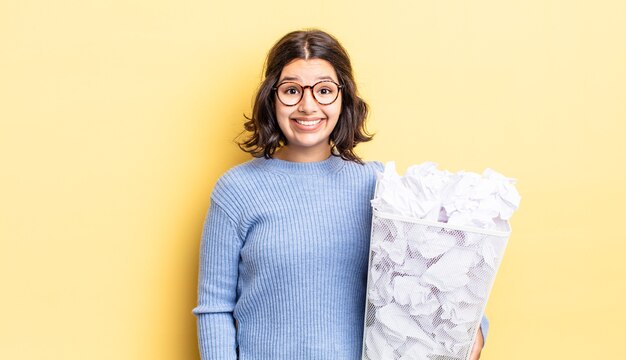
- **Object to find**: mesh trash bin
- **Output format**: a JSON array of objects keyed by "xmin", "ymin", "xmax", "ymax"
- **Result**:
[{"xmin": 362, "ymin": 210, "xmax": 510, "ymax": 360}]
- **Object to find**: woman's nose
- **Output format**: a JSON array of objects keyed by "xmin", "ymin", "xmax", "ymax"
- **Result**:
[{"xmin": 298, "ymin": 87, "xmax": 317, "ymax": 113}]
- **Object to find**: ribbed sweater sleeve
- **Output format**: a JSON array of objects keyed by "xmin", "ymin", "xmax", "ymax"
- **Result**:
[
  {"xmin": 193, "ymin": 200, "xmax": 241, "ymax": 360},
  {"xmin": 481, "ymin": 315, "xmax": 489, "ymax": 344}
]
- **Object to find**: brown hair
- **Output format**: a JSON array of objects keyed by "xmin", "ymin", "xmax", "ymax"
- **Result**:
[{"xmin": 238, "ymin": 29, "xmax": 373, "ymax": 163}]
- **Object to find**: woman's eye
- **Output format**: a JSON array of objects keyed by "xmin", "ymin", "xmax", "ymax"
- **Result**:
[
  {"xmin": 318, "ymin": 87, "xmax": 333, "ymax": 95},
  {"xmin": 285, "ymin": 87, "xmax": 300, "ymax": 95}
]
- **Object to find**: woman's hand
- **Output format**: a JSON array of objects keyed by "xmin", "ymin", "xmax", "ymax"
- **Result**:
[{"xmin": 469, "ymin": 326, "xmax": 484, "ymax": 360}]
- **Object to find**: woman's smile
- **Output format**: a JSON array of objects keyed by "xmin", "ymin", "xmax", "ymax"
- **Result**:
[{"xmin": 292, "ymin": 117, "xmax": 325, "ymax": 128}]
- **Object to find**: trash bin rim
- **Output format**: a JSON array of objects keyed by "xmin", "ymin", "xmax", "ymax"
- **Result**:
[{"xmin": 372, "ymin": 209, "xmax": 511, "ymax": 237}]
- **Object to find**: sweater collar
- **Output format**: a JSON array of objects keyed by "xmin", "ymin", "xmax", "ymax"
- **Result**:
[{"xmin": 250, "ymin": 155, "xmax": 345, "ymax": 175}]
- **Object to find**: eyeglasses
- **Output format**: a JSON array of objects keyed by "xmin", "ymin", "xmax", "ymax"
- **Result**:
[{"xmin": 273, "ymin": 80, "xmax": 343, "ymax": 106}]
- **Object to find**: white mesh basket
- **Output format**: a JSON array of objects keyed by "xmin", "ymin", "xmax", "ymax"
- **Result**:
[{"xmin": 362, "ymin": 210, "xmax": 510, "ymax": 360}]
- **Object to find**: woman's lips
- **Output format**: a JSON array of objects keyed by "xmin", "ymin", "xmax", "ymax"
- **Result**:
[
  {"xmin": 294, "ymin": 118, "xmax": 322, "ymax": 125},
  {"xmin": 291, "ymin": 118, "xmax": 325, "ymax": 130}
]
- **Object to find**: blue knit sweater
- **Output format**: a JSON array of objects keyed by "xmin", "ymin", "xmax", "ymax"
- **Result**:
[{"xmin": 192, "ymin": 155, "xmax": 488, "ymax": 359}]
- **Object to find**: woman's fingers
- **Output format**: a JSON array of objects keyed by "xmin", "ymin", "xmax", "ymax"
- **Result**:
[{"xmin": 469, "ymin": 327, "xmax": 484, "ymax": 360}]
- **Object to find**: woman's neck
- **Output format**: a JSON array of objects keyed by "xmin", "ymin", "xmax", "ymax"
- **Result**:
[{"xmin": 274, "ymin": 145, "xmax": 332, "ymax": 163}]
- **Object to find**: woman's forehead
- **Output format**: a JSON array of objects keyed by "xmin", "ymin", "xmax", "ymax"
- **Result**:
[{"xmin": 279, "ymin": 58, "xmax": 338, "ymax": 82}]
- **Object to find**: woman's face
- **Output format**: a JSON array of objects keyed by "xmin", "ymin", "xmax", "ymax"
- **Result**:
[{"xmin": 274, "ymin": 58, "xmax": 342, "ymax": 161}]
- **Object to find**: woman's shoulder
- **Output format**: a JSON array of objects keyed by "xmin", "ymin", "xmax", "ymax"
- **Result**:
[
  {"xmin": 210, "ymin": 159, "xmax": 263, "ymax": 201},
  {"xmin": 214, "ymin": 158, "xmax": 259, "ymax": 186},
  {"xmin": 341, "ymin": 158, "xmax": 384, "ymax": 175},
  {"xmin": 364, "ymin": 160, "xmax": 385, "ymax": 172},
  {"xmin": 337, "ymin": 159, "xmax": 384, "ymax": 189}
]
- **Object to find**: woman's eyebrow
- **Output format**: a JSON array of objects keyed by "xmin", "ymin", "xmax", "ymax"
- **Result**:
[
  {"xmin": 278, "ymin": 75, "xmax": 337, "ymax": 83},
  {"xmin": 279, "ymin": 76, "xmax": 301, "ymax": 82}
]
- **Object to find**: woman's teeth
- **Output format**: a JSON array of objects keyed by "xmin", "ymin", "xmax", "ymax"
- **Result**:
[{"xmin": 295, "ymin": 119, "xmax": 322, "ymax": 126}]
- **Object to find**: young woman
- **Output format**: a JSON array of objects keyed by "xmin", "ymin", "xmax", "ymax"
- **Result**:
[{"xmin": 193, "ymin": 29, "xmax": 485, "ymax": 360}]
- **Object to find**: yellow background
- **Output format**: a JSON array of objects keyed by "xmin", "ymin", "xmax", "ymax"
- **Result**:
[{"xmin": 1, "ymin": 0, "xmax": 625, "ymax": 359}]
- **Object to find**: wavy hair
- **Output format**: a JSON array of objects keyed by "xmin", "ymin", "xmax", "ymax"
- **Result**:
[{"xmin": 237, "ymin": 29, "xmax": 373, "ymax": 163}]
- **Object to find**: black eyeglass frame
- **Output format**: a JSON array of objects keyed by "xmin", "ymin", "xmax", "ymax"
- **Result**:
[{"xmin": 272, "ymin": 80, "xmax": 344, "ymax": 106}]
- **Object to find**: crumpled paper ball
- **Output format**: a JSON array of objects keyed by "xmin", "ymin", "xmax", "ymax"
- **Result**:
[{"xmin": 370, "ymin": 162, "xmax": 521, "ymax": 230}]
